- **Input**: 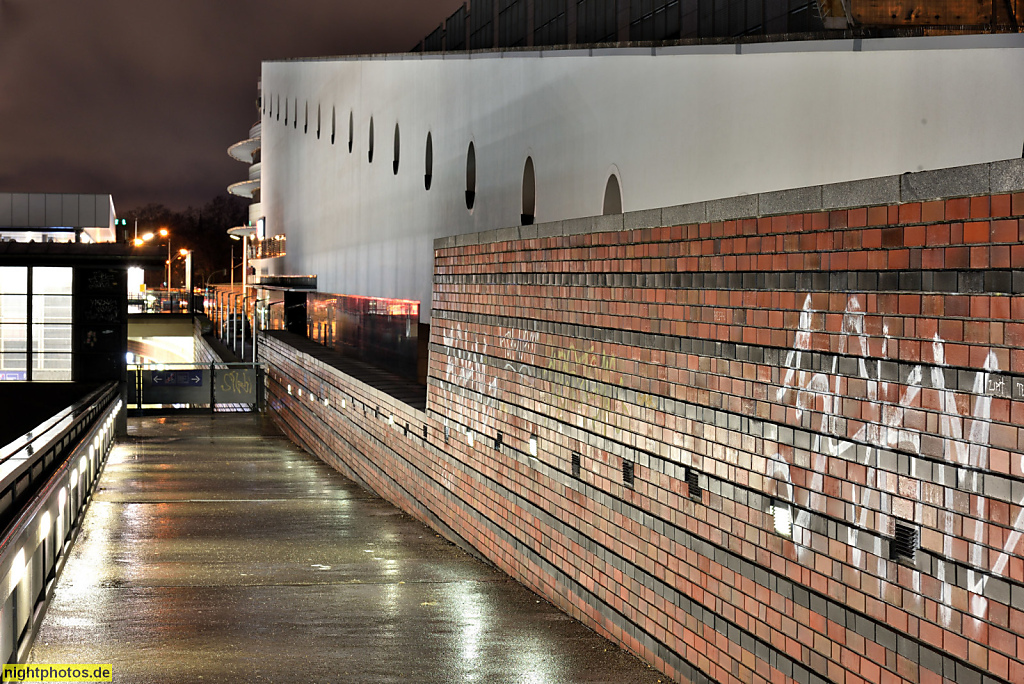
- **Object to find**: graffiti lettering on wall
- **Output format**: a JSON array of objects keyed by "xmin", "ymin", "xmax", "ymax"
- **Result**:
[
  {"xmin": 442, "ymin": 323, "xmax": 498, "ymax": 397},
  {"xmin": 500, "ymin": 329, "xmax": 539, "ymax": 380},
  {"xmin": 769, "ymin": 293, "xmax": 1022, "ymax": 627},
  {"xmin": 547, "ymin": 342, "xmax": 616, "ymax": 381}
]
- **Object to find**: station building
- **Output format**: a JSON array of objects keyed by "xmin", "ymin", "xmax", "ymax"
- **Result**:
[{"xmin": 230, "ymin": 5, "xmax": 1024, "ymax": 682}]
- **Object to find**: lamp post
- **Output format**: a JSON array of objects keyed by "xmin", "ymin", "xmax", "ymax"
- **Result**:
[{"xmin": 131, "ymin": 226, "xmax": 170, "ymax": 293}]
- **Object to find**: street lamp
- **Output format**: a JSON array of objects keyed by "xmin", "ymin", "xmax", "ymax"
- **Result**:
[{"xmin": 169, "ymin": 248, "xmax": 192, "ymax": 312}]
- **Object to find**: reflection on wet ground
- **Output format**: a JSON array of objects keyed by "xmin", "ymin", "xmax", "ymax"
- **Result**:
[{"xmin": 29, "ymin": 415, "xmax": 666, "ymax": 683}]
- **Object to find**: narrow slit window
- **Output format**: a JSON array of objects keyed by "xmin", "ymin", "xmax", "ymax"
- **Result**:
[
  {"xmin": 368, "ymin": 117, "xmax": 374, "ymax": 163},
  {"xmin": 466, "ymin": 141, "xmax": 477, "ymax": 210},
  {"xmin": 393, "ymin": 123, "xmax": 400, "ymax": 175},
  {"xmin": 521, "ymin": 156, "xmax": 535, "ymax": 226},
  {"xmin": 424, "ymin": 132, "xmax": 433, "ymax": 190}
]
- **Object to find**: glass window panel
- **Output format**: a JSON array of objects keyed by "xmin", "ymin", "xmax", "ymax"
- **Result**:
[
  {"xmin": 32, "ymin": 294, "xmax": 73, "ymax": 324},
  {"xmin": 0, "ymin": 295, "xmax": 28, "ymax": 323},
  {"xmin": 0, "ymin": 324, "xmax": 28, "ymax": 353},
  {"xmin": 32, "ymin": 267, "xmax": 73, "ymax": 295},
  {"xmin": 33, "ymin": 353, "xmax": 72, "ymax": 380},
  {"xmin": 32, "ymin": 324, "xmax": 73, "ymax": 353},
  {"xmin": 0, "ymin": 353, "xmax": 28, "ymax": 379},
  {"xmin": 0, "ymin": 267, "xmax": 28, "ymax": 294}
]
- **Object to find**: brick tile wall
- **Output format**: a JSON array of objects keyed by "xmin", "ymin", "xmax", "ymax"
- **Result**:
[{"xmin": 263, "ymin": 184, "xmax": 1024, "ymax": 684}]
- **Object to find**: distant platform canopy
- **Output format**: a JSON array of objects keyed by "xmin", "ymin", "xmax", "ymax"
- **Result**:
[{"xmin": 0, "ymin": 193, "xmax": 117, "ymax": 244}]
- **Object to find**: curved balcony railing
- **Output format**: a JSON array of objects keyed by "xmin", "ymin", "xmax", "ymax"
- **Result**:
[
  {"xmin": 228, "ymin": 179, "xmax": 260, "ymax": 199},
  {"xmin": 228, "ymin": 138, "xmax": 260, "ymax": 164},
  {"xmin": 248, "ymin": 235, "xmax": 285, "ymax": 260}
]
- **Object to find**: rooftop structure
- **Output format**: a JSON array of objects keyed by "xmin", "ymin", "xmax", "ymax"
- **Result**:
[{"xmin": 0, "ymin": 193, "xmax": 118, "ymax": 244}]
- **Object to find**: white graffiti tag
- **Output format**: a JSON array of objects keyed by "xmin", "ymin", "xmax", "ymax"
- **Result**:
[
  {"xmin": 442, "ymin": 323, "xmax": 498, "ymax": 397},
  {"xmin": 770, "ymin": 294, "xmax": 1020, "ymax": 626}
]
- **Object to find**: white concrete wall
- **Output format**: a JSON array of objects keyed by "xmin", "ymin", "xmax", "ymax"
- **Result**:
[{"xmin": 261, "ymin": 34, "xmax": 1024, "ymax": 320}]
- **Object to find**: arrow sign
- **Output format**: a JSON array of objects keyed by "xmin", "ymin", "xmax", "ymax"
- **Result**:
[{"xmin": 189, "ymin": 373, "xmax": 203, "ymax": 386}]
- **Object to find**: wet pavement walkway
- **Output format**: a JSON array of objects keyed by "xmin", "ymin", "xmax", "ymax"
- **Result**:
[{"xmin": 28, "ymin": 415, "xmax": 665, "ymax": 683}]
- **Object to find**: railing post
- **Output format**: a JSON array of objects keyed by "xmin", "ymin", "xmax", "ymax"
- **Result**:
[{"xmin": 210, "ymin": 363, "xmax": 216, "ymax": 413}]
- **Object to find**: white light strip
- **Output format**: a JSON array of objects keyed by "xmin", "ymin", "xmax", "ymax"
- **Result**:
[{"xmin": 772, "ymin": 501, "xmax": 793, "ymax": 538}]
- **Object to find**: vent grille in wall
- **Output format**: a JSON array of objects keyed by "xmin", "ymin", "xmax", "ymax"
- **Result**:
[
  {"xmin": 686, "ymin": 469, "xmax": 701, "ymax": 501},
  {"xmin": 571, "ymin": 452, "xmax": 581, "ymax": 478},
  {"xmin": 622, "ymin": 459, "xmax": 634, "ymax": 487},
  {"xmin": 891, "ymin": 523, "xmax": 919, "ymax": 562}
]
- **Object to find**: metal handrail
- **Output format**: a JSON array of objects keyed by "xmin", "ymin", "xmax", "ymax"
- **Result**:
[
  {"xmin": 0, "ymin": 383, "xmax": 116, "ymax": 464},
  {"xmin": 0, "ymin": 383, "xmax": 118, "ymax": 528},
  {"xmin": 0, "ymin": 383, "xmax": 122, "ymax": 663}
]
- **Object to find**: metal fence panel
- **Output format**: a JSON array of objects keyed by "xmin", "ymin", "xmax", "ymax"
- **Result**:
[{"xmin": 214, "ymin": 367, "xmax": 260, "ymax": 405}]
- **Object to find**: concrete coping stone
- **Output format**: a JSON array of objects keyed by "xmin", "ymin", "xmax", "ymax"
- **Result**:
[{"xmin": 437, "ymin": 158, "xmax": 1024, "ymax": 249}]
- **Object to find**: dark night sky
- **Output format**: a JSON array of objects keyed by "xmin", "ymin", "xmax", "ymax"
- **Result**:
[{"xmin": 0, "ymin": 0, "xmax": 464, "ymax": 212}]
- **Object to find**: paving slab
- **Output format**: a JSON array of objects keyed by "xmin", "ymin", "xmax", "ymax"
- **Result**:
[{"xmin": 28, "ymin": 415, "xmax": 667, "ymax": 684}]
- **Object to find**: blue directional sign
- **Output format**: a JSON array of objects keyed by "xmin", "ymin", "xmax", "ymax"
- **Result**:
[{"xmin": 143, "ymin": 369, "xmax": 210, "ymax": 404}]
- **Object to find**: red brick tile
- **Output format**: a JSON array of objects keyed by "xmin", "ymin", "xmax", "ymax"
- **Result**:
[
  {"xmin": 898, "ymin": 203, "xmax": 921, "ymax": 224},
  {"xmin": 867, "ymin": 206, "xmax": 888, "ymax": 227},
  {"xmin": 1012, "ymin": 192, "xmax": 1024, "ymax": 217},
  {"xmin": 970, "ymin": 195, "xmax": 991, "ymax": 218},
  {"xmin": 963, "ymin": 221, "xmax": 990, "ymax": 243},
  {"xmin": 921, "ymin": 200, "xmax": 945, "ymax": 222},
  {"xmin": 992, "ymin": 193, "xmax": 1012, "ymax": 218},
  {"xmin": 946, "ymin": 197, "xmax": 970, "ymax": 220}
]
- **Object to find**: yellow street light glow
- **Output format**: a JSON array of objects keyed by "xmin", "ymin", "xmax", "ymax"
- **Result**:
[
  {"xmin": 133, "ymin": 238, "xmax": 144, "ymax": 247},
  {"xmin": 159, "ymin": 228, "xmax": 169, "ymax": 237},
  {"xmin": 179, "ymin": 248, "xmax": 189, "ymax": 256},
  {"xmin": 142, "ymin": 232, "xmax": 155, "ymax": 241}
]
